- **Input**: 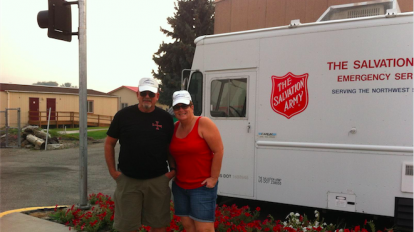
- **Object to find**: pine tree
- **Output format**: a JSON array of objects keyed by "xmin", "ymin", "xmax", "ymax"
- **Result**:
[{"xmin": 153, "ymin": 0, "xmax": 214, "ymax": 106}]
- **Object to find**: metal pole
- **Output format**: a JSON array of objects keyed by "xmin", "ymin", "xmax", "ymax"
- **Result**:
[
  {"xmin": 17, "ymin": 108, "xmax": 21, "ymax": 148},
  {"xmin": 45, "ymin": 107, "xmax": 51, "ymax": 151},
  {"xmin": 5, "ymin": 109, "xmax": 8, "ymax": 147},
  {"xmin": 78, "ymin": 0, "xmax": 90, "ymax": 210}
]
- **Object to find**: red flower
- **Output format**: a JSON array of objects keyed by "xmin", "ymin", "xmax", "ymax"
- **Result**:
[
  {"xmin": 355, "ymin": 225, "xmax": 361, "ymax": 232},
  {"xmin": 364, "ymin": 219, "xmax": 367, "ymax": 225},
  {"xmin": 90, "ymin": 220, "xmax": 98, "ymax": 227},
  {"xmin": 54, "ymin": 204, "xmax": 58, "ymax": 212},
  {"xmin": 256, "ymin": 207, "xmax": 261, "ymax": 211},
  {"xmin": 273, "ymin": 224, "xmax": 283, "ymax": 232},
  {"xmin": 264, "ymin": 228, "xmax": 270, "ymax": 231}
]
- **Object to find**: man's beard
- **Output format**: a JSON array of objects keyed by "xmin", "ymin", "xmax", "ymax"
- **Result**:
[{"xmin": 142, "ymin": 101, "xmax": 152, "ymax": 109}]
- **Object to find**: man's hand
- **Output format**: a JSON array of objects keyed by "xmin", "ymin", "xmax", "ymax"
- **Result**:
[
  {"xmin": 165, "ymin": 170, "xmax": 176, "ymax": 180},
  {"xmin": 111, "ymin": 171, "xmax": 122, "ymax": 180}
]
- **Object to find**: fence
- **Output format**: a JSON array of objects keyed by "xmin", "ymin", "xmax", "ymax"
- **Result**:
[
  {"xmin": 28, "ymin": 111, "xmax": 113, "ymax": 128},
  {"xmin": 0, "ymin": 108, "xmax": 21, "ymax": 148}
]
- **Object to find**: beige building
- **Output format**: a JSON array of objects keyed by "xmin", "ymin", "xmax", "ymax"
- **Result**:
[
  {"xmin": 0, "ymin": 83, "xmax": 119, "ymax": 128},
  {"xmin": 214, "ymin": 0, "xmax": 413, "ymax": 34},
  {"xmin": 108, "ymin": 86, "xmax": 169, "ymax": 111}
]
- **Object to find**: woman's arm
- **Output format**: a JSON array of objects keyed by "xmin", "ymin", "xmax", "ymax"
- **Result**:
[{"xmin": 199, "ymin": 117, "xmax": 224, "ymax": 188}]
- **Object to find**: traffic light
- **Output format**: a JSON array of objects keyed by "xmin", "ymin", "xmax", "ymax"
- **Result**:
[{"xmin": 37, "ymin": 0, "xmax": 73, "ymax": 42}]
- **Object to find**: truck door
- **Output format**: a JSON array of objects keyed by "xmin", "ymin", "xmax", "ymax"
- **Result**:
[{"xmin": 205, "ymin": 71, "xmax": 256, "ymax": 198}]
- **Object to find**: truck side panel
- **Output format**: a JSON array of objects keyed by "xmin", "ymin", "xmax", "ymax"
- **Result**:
[
  {"xmin": 191, "ymin": 15, "xmax": 413, "ymax": 217},
  {"xmin": 255, "ymin": 16, "xmax": 412, "ymax": 216}
]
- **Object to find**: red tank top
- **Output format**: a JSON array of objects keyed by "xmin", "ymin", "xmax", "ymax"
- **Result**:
[{"xmin": 169, "ymin": 117, "xmax": 213, "ymax": 189}]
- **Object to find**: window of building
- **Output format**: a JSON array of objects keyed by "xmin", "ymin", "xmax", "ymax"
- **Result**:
[
  {"xmin": 87, "ymin": 100, "xmax": 94, "ymax": 113},
  {"xmin": 210, "ymin": 78, "xmax": 247, "ymax": 118}
]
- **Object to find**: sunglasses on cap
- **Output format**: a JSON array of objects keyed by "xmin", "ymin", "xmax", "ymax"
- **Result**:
[
  {"xmin": 139, "ymin": 91, "xmax": 156, "ymax": 98},
  {"xmin": 173, "ymin": 104, "xmax": 192, "ymax": 111}
]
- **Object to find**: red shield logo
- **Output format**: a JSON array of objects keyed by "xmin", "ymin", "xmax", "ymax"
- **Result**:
[{"xmin": 270, "ymin": 72, "xmax": 309, "ymax": 119}]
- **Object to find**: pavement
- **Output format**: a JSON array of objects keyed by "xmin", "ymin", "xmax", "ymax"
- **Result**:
[
  {"xmin": 0, "ymin": 138, "xmax": 115, "ymax": 232},
  {"xmin": 0, "ymin": 206, "xmax": 71, "ymax": 232}
]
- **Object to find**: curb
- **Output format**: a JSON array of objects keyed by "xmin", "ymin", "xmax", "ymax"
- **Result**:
[{"xmin": 0, "ymin": 205, "xmax": 69, "ymax": 218}]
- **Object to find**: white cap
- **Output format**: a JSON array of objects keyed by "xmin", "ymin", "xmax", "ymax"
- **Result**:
[
  {"xmin": 172, "ymin": 90, "xmax": 192, "ymax": 106},
  {"xmin": 139, "ymin": 78, "xmax": 158, "ymax": 93}
]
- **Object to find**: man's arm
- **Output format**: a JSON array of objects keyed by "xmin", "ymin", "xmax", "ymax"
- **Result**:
[{"xmin": 104, "ymin": 135, "xmax": 121, "ymax": 180}]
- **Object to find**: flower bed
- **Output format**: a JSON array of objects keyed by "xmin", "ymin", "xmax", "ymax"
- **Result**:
[{"xmin": 49, "ymin": 193, "xmax": 392, "ymax": 232}]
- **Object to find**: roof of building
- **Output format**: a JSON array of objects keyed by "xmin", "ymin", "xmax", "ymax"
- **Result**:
[
  {"xmin": 107, "ymin": 86, "xmax": 138, "ymax": 94},
  {"xmin": 0, "ymin": 83, "xmax": 111, "ymax": 96}
]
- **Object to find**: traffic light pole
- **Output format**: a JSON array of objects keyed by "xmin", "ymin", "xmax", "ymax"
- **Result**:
[
  {"xmin": 77, "ymin": 0, "xmax": 90, "ymax": 210},
  {"xmin": 37, "ymin": 0, "xmax": 90, "ymax": 209}
]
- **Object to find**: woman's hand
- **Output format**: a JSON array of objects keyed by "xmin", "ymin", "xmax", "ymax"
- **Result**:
[{"xmin": 202, "ymin": 177, "xmax": 218, "ymax": 188}]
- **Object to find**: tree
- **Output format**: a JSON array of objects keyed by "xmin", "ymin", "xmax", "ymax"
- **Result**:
[
  {"xmin": 153, "ymin": 0, "xmax": 214, "ymax": 106},
  {"xmin": 33, "ymin": 81, "xmax": 59, "ymax": 86},
  {"xmin": 60, "ymin": 82, "xmax": 77, "ymax": 88}
]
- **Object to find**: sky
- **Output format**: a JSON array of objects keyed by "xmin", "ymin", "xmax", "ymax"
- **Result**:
[{"xmin": 0, "ymin": 0, "xmax": 176, "ymax": 93}]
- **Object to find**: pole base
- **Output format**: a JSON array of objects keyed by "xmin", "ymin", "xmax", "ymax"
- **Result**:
[{"xmin": 77, "ymin": 203, "xmax": 91, "ymax": 210}]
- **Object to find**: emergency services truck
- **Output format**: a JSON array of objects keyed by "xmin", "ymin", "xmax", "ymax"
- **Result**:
[{"xmin": 183, "ymin": 0, "xmax": 413, "ymax": 223}]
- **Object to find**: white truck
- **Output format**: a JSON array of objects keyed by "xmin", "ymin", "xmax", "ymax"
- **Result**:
[{"xmin": 183, "ymin": 0, "xmax": 413, "ymax": 223}]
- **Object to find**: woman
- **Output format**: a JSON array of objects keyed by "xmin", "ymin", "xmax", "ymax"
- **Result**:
[{"xmin": 169, "ymin": 90, "xmax": 224, "ymax": 232}]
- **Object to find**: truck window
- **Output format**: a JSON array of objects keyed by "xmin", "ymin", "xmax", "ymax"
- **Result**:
[
  {"xmin": 188, "ymin": 71, "xmax": 203, "ymax": 116},
  {"xmin": 211, "ymin": 78, "xmax": 247, "ymax": 118}
]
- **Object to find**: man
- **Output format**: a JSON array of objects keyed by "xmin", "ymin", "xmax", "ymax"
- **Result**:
[{"xmin": 105, "ymin": 77, "xmax": 176, "ymax": 232}]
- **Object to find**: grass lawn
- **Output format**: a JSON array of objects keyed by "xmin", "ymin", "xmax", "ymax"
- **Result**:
[{"xmin": 83, "ymin": 130, "xmax": 108, "ymax": 139}]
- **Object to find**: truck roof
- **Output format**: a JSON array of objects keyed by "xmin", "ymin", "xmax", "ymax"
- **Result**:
[{"xmin": 194, "ymin": 12, "xmax": 413, "ymax": 45}]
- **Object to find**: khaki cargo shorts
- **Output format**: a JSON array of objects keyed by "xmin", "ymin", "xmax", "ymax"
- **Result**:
[{"xmin": 113, "ymin": 173, "xmax": 171, "ymax": 232}]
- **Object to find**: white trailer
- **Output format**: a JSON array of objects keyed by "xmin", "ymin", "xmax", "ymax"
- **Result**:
[{"xmin": 184, "ymin": 2, "xmax": 413, "ymax": 220}]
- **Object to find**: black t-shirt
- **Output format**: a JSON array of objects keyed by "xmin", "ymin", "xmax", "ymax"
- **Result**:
[{"xmin": 107, "ymin": 105, "xmax": 174, "ymax": 179}]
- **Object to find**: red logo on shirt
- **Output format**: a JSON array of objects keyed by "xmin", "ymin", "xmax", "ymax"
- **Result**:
[
  {"xmin": 152, "ymin": 121, "xmax": 162, "ymax": 130},
  {"xmin": 270, "ymin": 72, "xmax": 309, "ymax": 119}
]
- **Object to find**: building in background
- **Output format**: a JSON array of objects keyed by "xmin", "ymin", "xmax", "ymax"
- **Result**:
[
  {"xmin": 0, "ymin": 83, "xmax": 118, "ymax": 128},
  {"xmin": 108, "ymin": 86, "xmax": 169, "ymax": 111},
  {"xmin": 214, "ymin": 0, "xmax": 413, "ymax": 34}
]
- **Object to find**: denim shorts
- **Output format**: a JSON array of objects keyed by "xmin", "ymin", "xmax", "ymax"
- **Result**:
[{"xmin": 172, "ymin": 181, "xmax": 218, "ymax": 222}]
